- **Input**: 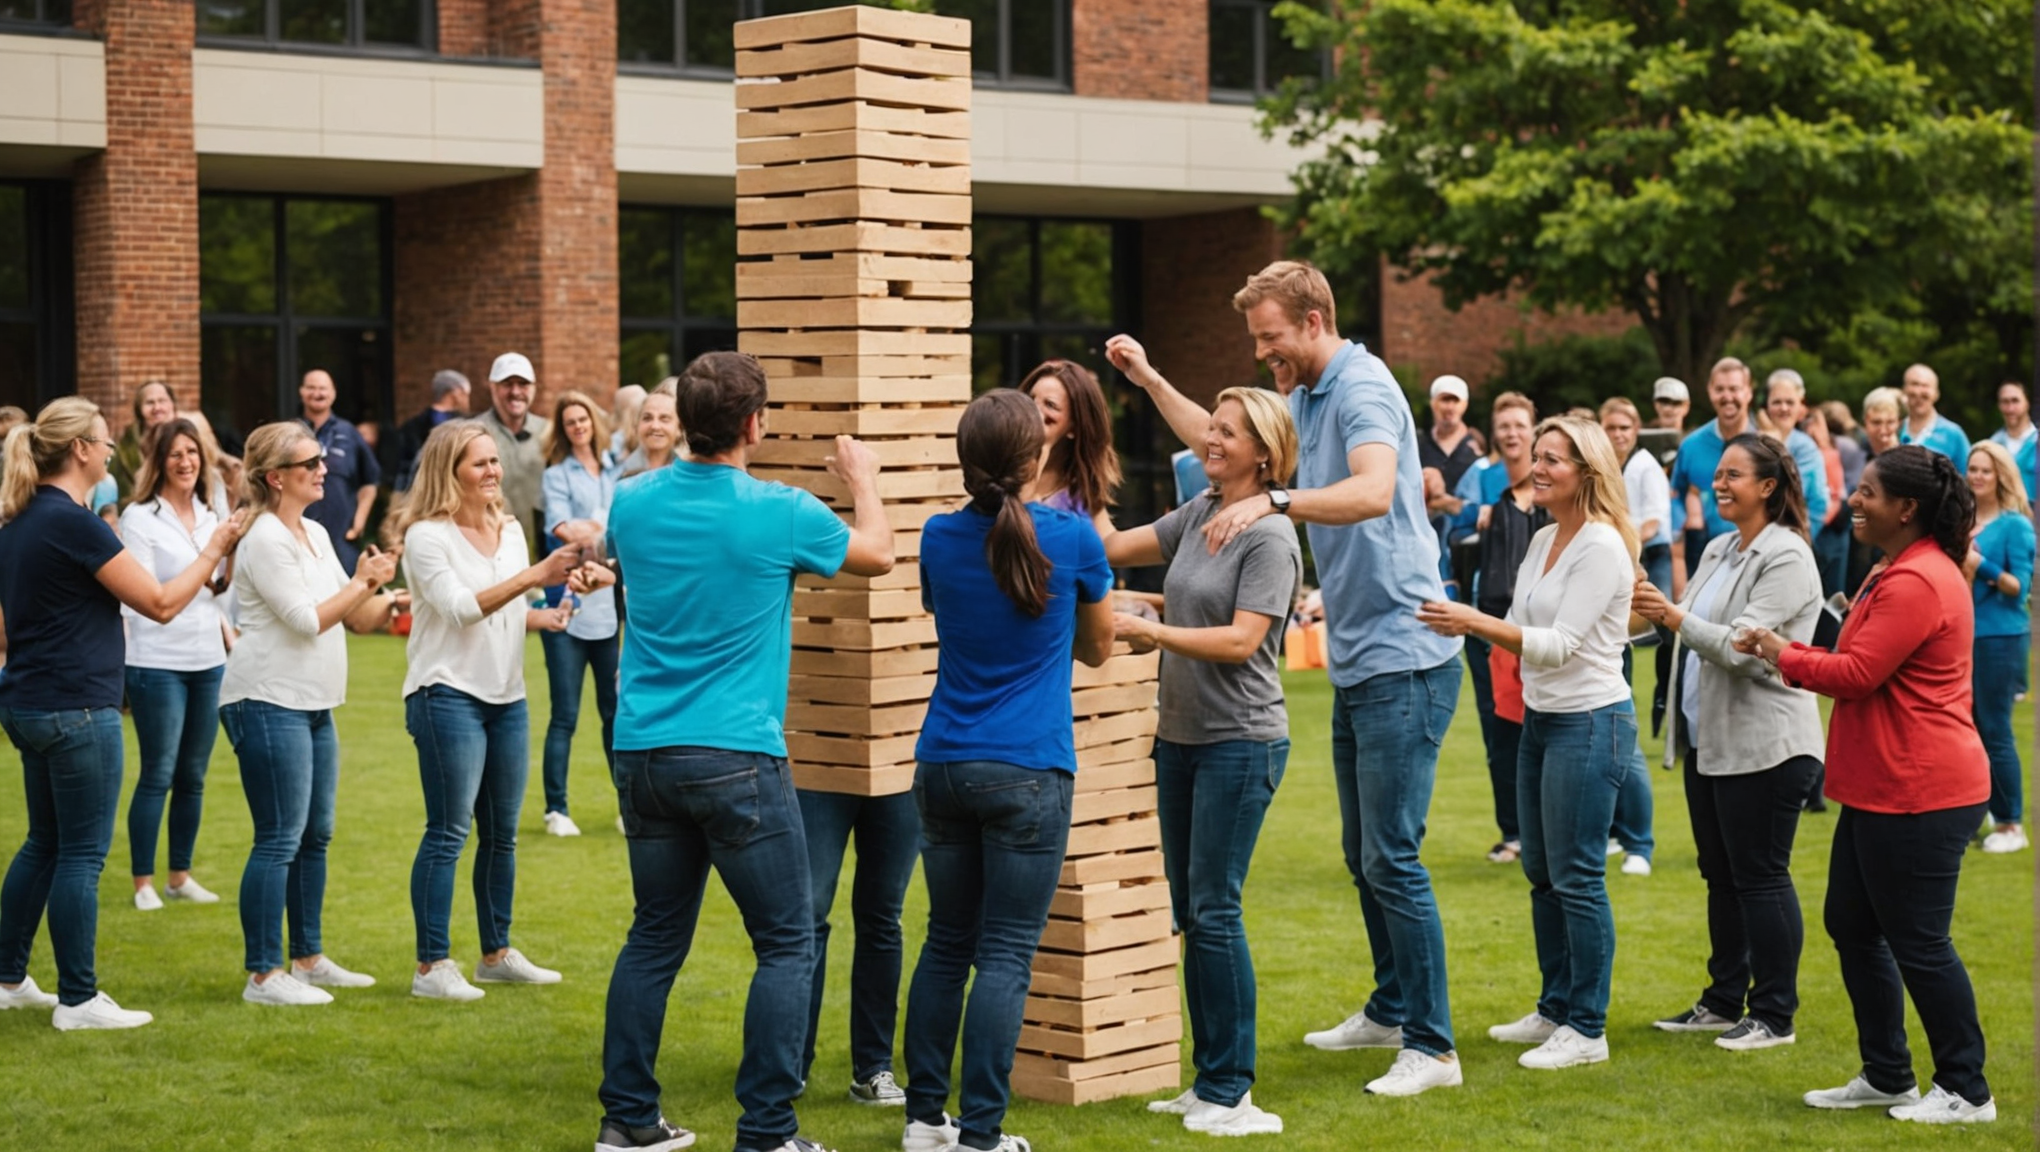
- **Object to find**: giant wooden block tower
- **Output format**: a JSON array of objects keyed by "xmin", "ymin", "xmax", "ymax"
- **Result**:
[{"xmin": 733, "ymin": 4, "xmax": 1178, "ymax": 1106}]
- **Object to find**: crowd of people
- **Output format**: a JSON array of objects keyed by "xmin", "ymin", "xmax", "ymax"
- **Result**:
[{"xmin": 0, "ymin": 257, "xmax": 2022, "ymax": 1150}]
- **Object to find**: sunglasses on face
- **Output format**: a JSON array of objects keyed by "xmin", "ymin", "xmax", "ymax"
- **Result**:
[{"xmin": 280, "ymin": 451, "xmax": 328, "ymax": 472}]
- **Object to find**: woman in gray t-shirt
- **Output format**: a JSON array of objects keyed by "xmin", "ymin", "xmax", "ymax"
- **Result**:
[{"xmin": 1104, "ymin": 387, "xmax": 1301, "ymax": 1137}]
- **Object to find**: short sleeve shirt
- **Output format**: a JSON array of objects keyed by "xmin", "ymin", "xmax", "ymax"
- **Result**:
[
  {"xmin": 0, "ymin": 486, "xmax": 128, "ymax": 710},
  {"xmin": 1151, "ymin": 495, "xmax": 1301, "ymax": 744},
  {"xmin": 1669, "ymin": 421, "xmax": 1735, "ymax": 541},
  {"xmin": 302, "ymin": 414, "xmax": 381, "ymax": 555}
]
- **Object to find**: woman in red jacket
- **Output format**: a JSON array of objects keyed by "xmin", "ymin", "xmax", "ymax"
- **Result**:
[{"xmin": 1737, "ymin": 445, "xmax": 1994, "ymax": 1125}]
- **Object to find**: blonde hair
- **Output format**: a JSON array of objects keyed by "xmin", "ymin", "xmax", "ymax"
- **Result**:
[
  {"xmin": 542, "ymin": 390, "xmax": 612, "ymax": 467},
  {"xmin": 1213, "ymin": 386, "xmax": 1299, "ymax": 485},
  {"xmin": 237, "ymin": 422, "xmax": 318, "ymax": 517},
  {"xmin": 1533, "ymin": 415, "xmax": 1640, "ymax": 560},
  {"xmin": 1861, "ymin": 387, "xmax": 1902, "ymax": 420},
  {"xmin": 2, "ymin": 396, "xmax": 101, "ymax": 520},
  {"xmin": 1492, "ymin": 391, "xmax": 1537, "ymax": 424},
  {"xmin": 1231, "ymin": 260, "xmax": 1338, "ymax": 333},
  {"xmin": 383, "ymin": 420, "xmax": 505, "ymax": 546},
  {"xmin": 1969, "ymin": 440, "xmax": 2031, "ymax": 517},
  {"xmin": 1598, "ymin": 397, "xmax": 1641, "ymax": 426}
]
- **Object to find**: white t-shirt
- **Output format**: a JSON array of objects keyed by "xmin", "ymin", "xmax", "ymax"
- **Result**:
[
  {"xmin": 401, "ymin": 517, "xmax": 531, "ymax": 705},
  {"xmin": 1507, "ymin": 521, "xmax": 1635, "ymax": 713},
  {"xmin": 1622, "ymin": 450, "xmax": 1672, "ymax": 548},
  {"xmin": 119, "ymin": 497, "xmax": 227, "ymax": 672},
  {"xmin": 220, "ymin": 512, "xmax": 351, "ymax": 711}
]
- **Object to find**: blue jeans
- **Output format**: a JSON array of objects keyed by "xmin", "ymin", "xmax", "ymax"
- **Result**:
[
  {"xmin": 539, "ymin": 630, "xmax": 618, "ymax": 816},
  {"xmin": 0, "ymin": 708, "xmax": 123, "ymax": 1006},
  {"xmin": 600, "ymin": 747, "xmax": 813, "ymax": 1151},
  {"xmin": 405, "ymin": 686, "xmax": 528, "ymax": 963},
  {"xmin": 1464, "ymin": 637, "xmax": 1521, "ymax": 844},
  {"xmin": 1640, "ymin": 542, "xmax": 1673, "ymax": 599},
  {"xmin": 799, "ymin": 788, "xmax": 921, "ymax": 1083},
  {"xmin": 1328, "ymin": 661, "xmax": 1460, "ymax": 1056},
  {"xmin": 222, "ymin": 700, "xmax": 338, "ymax": 973},
  {"xmin": 1611, "ymin": 647, "xmax": 1657, "ymax": 860},
  {"xmin": 1518, "ymin": 701, "xmax": 1634, "ymax": 1039},
  {"xmin": 904, "ymin": 761, "xmax": 1072, "ymax": 1151},
  {"xmin": 1156, "ymin": 738, "xmax": 1287, "ymax": 1108},
  {"xmin": 125, "ymin": 664, "xmax": 224, "ymax": 877},
  {"xmin": 1974, "ymin": 634, "xmax": 2027, "ymax": 823}
]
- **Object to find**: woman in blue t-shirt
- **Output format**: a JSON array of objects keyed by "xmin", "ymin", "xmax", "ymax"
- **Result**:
[
  {"xmin": 0, "ymin": 396, "xmax": 248, "ymax": 1029},
  {"xmin": 901, "ymin": 390, "xmax": 1114, "ymax": 1152},
  {"xmin": 1965, "ymin": 441, "xmax": 2034, "ymax": 855}
]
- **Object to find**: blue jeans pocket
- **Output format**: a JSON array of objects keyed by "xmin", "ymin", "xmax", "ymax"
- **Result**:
[
  {"xmin": 2, "ymin": 709, "xmax": 93, "ymax": 754},
  {"xmin": 970, "ymin": 774, "xmax": 1051, "ymax": 848},
  {"xmin": 671, "ymin": 763, "xmax": 763, "ymax": 849},
  {"xmin": 1266, "ymin": 739, "xmax": 1291, "ymax": 792}
]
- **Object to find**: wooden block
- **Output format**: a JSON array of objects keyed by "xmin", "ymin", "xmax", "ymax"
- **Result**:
[
  {"xmin": 736, "ymin": 222, "xmax": 972, "ymax": 259},
  {"xmin": 799, "ymin": 561, "xmax": 922, "ymax": 591},
  {"xmin": 754, "ymin": 435, "xmax": 954, "ymax": 469},
  {"xmin": 1074, "ymin": 709, "xmax": 1158, "ymax": 750},
  {"xmin": 785, "ymin": 698, "xmax": 928, "ymax": 737},
  {"xmin": 1071, "ymin": 682, "xmax": 1159, "ymax": 717},
  {"xmin": 738, "ymin": 127, "xmax": 970, "ymax": 168},
  {"xmin": 1028, "ymin": 957, "xmax": 1177, "ymax": 1001},
  {"xmin": 764, "ymin": 407, "xmax": 964, "ymax": 437},
  {"xmin": 1064, "ymin": 814, "xmax": 1160, "ymax": 860},
  {"xmin": 738, "ymin": 274, "xmax": 971, "ymax": 301},
  {"xmin": 736, "ymin": 37, "xmax": 969, "ymax": 82},
  {"xmin": 1070, "ymin": 785, "xmax": 1157, "ymax": 826},
  {"xmin": 737, "ymin": 188, "xmax": 972, "ymax": 230},
  {"xmin": 1011, "ymin": 1059, "xmax": 1179, "ymax": 1106},
  {"xmin": 735, "ymin": 68, "xmax": 971, "ymax": 114},
  {"xmin": 1014, "ymin": 1042, "xmax": 1181, "ymax": 1084},
  {"xmin": 738, "ymin": 296, "xmax": 974, "ymax": 330},
  {"xmin": 1038, "ymin": 908, "xmax": 1172, "ymax": 955},
  {"xmin": 1024, "ymin": 983, "xmax": 1178, "ymax": 1030},
  {"xmin": 1071, "ymin": 650, "xmax": 1162, "ymax": 688},
  {"xmin": 743, "ymin": 253, "xmax": 972, "ymax": 283},
  {"xmin": 791, "ymin": 761, "xmax": 917, "ymax": 797},
  {"xmin": 1031, "ymin": 935, "xmax": 1177, "ymax": 984},
  {"xmin": 1018, "ymin": 1014, "xmax": 1182, "ymax": 1061},
  {"xmin": 755, "ymin": 466, "xmax": 962, "ymax": 505},
  {"xmin": 740, "ymin": 328, "xmax": 974, "ymax": 357},
  {"xmin": 786, "ymin": 731, "xmax": 920, "ymax": 768},
  {"xmin": 790, "ymin": 587, "xmax": 926, "ymax": 621},
  {"xmin": 764, "ymin": 375, "xmax": 972, "ymax": 405},
  {"xmin": 1059, "ymin": 848, "xmax": 1165, "ymax": 888},
  {"xmin": 760, "ymin": 352, "xmax": 973, "ymax": 378},
  {"xmin": 1048, "ymin": 876, "xmax": 1170, "ymax": 921},
  {"xmin": 734, "ymin": 6, "xmax": 972, "ymax": 52},
  {"xmin": 738, "ymin": 103, "xmax": 971, "ymax": 144},
  {"xmin": 1077, "ymin": 738, "xmax": 1156, "ymax": 771},
  {"xmin": 1075, "ymin": 758, "xmax": 1154, "ymax": 794},
  {"xmin": 791, "ymin": 646, "xmax": 940, "ymax": 679},
  {"xmin": 736, "ymin": 158, "xmax": 969, "ymax": 199},
  {"xmin": 788, "ymin": 672, "xmax": 935, "ymax": 707},
  {"xmin": 791, "ymin": 616, "xmax": 938, "ymax": 652}
]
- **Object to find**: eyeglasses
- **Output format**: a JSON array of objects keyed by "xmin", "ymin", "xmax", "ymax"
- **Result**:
[{"xmin": 280, "ymin": 451, "xmax": 328, "ymax": 472}]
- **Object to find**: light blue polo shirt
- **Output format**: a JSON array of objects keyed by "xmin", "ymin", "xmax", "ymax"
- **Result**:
[
  {"xmin": 1290, "ymin": 341, "xmax": 1462, "ymax": 688},
  {"xmin": 1901, "ymin": 413, "xmax": 1970, "ymax": 473},
  {"xmin": 1669, "ymin": 420, "xmax": 1738, "ymax": 542},
  {"xmin": 1784, "ymin": 428, "xmax": 1830, "ymax": 526},
  {"xmin": 1991, "ymin": 426, "xmax": 2038, "ymax": 501}
]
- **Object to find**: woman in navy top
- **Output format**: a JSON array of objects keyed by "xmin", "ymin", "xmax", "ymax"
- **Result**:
[
  {"xmin": 0, "ymin": 397, "xmax": 247, "ymax": 1029},
  {"xmin": 1964, "ymin": 441, "xmax": 2034, "ymax": 854},
  {"xmin": 901, "ymin": 390, "xmax": 1114, "ymax": 1152}
]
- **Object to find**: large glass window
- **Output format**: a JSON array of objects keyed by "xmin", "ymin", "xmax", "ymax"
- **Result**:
[
  {"xmin": 196, "ymin": 0, "xmax": 435, "ymax": 52},
  {"xmin": 619, "ymin": 0, "xmax": 1067, "ymax": 87},
  {"xmin": 1209, "ymin": 0, "xmax": 1327, "ymax": 102},
  {"xmin": 0, "ymin": 0, "xmax": 72, "ymax": 26},
  {"xmin": 0, "ymin": 181, "xmax": 74, "ymax": 413},
  {"xmin": 199, "ymin": 194, "xmax": 392, "ymax": 452},
  {"xmin": 618, "ymin": 206, "xmax": 738, "ymax": 388}
]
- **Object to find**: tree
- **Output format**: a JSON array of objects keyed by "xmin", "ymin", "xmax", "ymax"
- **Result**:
[{"xmin": 1263, "ymin": 0, "xmax": 2034, "ymax": 389}]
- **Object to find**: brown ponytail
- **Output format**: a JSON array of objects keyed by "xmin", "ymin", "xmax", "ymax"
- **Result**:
[{"xmin": 958, "ymin": 390, "xmax": 1052, "ymax": 616}]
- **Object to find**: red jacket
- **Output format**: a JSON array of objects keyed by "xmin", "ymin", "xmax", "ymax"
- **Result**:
[{"xmin": 1776, "ymin": 538, "xmax": 1989, "ymax": 814}]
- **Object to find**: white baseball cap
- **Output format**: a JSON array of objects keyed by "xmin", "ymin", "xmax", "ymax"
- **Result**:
[
  {"xmin": 1653, "ymin": 377, "xmax": 1690, "ymax": 403},
  {"xmin": 489, "ymin": 352, "xmax": 535, "ymax": 384},
  {"xmin": 1429, "ymin": 375, "xmax": 1469, "ymax": 402}
]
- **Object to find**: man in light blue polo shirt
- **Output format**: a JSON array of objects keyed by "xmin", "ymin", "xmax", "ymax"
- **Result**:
[
  {"xmin": 1106, "ymin": 260, "xmax": 1465, "ymax": 1099},
  {"xmin": 1989, "ymin": 381, "xmax": 2038, "ymax": 502},
  {"xmin": 1668, "ymin": 358, "xmax": 1757, "ymax": 578},
  {"xmin": 1762, "ymin": 369, "xmax": 1830, "ymax": 527},
  {"xmin": 1899, "ymin": 362, "xmax": 1970, "ymax": 472}
]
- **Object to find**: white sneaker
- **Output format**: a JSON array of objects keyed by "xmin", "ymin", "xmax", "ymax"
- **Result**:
[
  {"xmin": 1518, "ymin": 1025, "xmax": 1608, "ymax": 1069},
  {"xmin": 1803, "ymin": 1075, "xmax": 1920, "ymax": 1110},
  {"xmin": 1888, "ymin": 1085, "xmax": 1996, "ymax": 1124},
  {"xmin": 52, "ymin": 991, "xmax": 152, "ymax": 1030},
  {"xmin": 849, "ymin": 1069, "xmax": 906, "ymax": 1106},
  {"xmin": 134, "ymin": 886, "xmax": 163, "ymax": 911},
  {"xmin": 901, "ymin": 1114, "xmax": 959, "ymax": 1152},
  {"xmin": 412, "ymin": 959, "xmax": 486, "ymax": 1002},
  {"xmin": 1365, "ymin": 1049, "xmax": 1463, "ymax": 1096},
  {"xmin": 296, "ymin": 956, "xmax": 376, "ymax": 988},
  {"xmin": 1605, "ymin": 838, "xmax": 1623, "ymax": 857},
  {"xmin": 1981, "ymin": 827, "xmax": 2028, "ymax": 853},
  {"xmin": 545, "ymin": 810, "xmax": 583, "ymax": 837},
  {"xmin": 243, "ymin": 971, "xmax": 333, "ymax": 1006},
  {"xmin": 1184, "ymin": 1091, "xmax": 1285, "ymax": 1134},
  {"xmin": 166, "ymin": 878, "xmax": 220, "ymax": 903},
  {"xmin": 1147, "ymin": 1089, "xmax": 1206, "ymax": 1115},
  {"xmin": 474, "ymin": 947, "xmax": 562, "ymax": 985},
  {"xmin": 1621, "ymin": 854, "xmax": 1652, "ymax": 876},
  {"xmin": 0, "ymin": 976, "xmax": 59, "ymax": 1009},
  {"xmin": 1303, "ymin": 1010, "xmax": 1403, "ymax": 1050},
  {"xmin": 1487, "ymin": 1011, "xmax": 1559, "ymax": 1044}
]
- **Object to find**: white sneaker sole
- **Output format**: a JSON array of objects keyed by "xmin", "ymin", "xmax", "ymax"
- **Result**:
[
  {"xmin": 1520, "ymin": 1047, "xmax": 1608, "ymax": 1070},
  {"xmin": 1804, "ymin": 1090, "xmax": 1917, "ymax": 1110},
  {"xmin": 1716, "ymin": 1032, "xmax": 1795, "ymax": 1051},
  {"xmin": 1303, "ymin": 1030, "xmax": 1403, "ymax": 1051}
]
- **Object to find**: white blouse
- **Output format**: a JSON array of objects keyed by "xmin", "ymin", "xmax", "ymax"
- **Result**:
[
  {"xmin": 401, "ymin": 517, "xmax": 532, "ymax": 705},
  {"xmin": 119, "ymin": 497, "xmax": 227, "ymax": 672},
  {"xmin": 1507, "ymin": 521, "xmax": 1635, "ymax": 714},
  {"xmin": 220, "ymin": 512, "xmax": 351, "ymax": 711}
]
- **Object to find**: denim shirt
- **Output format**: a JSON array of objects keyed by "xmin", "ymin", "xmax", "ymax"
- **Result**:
[{"xmin": 543, "ymin": 456, "xmax": 619, "ymax": 640}]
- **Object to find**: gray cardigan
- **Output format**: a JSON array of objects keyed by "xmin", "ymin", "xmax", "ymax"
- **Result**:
[{"xmin": 1664, "ymin": 522, "xmax": 1826, "ymax": 774}]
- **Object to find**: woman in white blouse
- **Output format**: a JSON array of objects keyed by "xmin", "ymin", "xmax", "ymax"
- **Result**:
[
  {"xmin": 388, "ymin": 420, "xmax": 578, "ymax": 1002},
  {"xmin": 119, "ymin": 419, "xmax": 233, "ymax": 911},
  {"xmin": 1419, "ymin": 415, "xmax": 1642, "ymax": 1072},
  {"xmin": 221, "ymin": 422, "xmax": 402, "ymax": 1006}
]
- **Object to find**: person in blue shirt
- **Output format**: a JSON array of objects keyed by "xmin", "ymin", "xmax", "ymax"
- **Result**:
[
  {"xmin": 536, "ymin": 390, "xmax": 620, "ymax": 839},
  {"xmin": 297, "ymin": 369, "xmax": 381, "ymax": 574},
  {"xmin": 1669, "ymin": 359, "xmax": 1759, "ymax": 584},
  {"xmin": 1899, "ymin": 363, "xmax": 1970, "ymax": 473},
  {"xmin": 1172, "ymin": 447, "xmax": 1210, "ymax": 505},
  {"xmin": 901, "ymin": 389, "xmax": 1114, "ymax": 1152},
  {"xmin": 1762, "ymin": 370, "xmax": 1831, "ymax": 528},
  {"xmin": 1107, "ymin": 260, "xmax": 1467, "ymax": 1098},
  {"xmin": 1964, "ymin": 441, "xmax": 2033, "ymax": 856},
  {"xmin": 1988, "ymin": 381, "xmax": 2038, "ymax": 504},
  {"xmin": 586, "ymin": 351, "xmax": 894, "ymax": 1152}
]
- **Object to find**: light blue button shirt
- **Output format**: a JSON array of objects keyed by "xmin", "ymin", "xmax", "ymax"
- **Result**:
[
  {"xmin": 543, "ymin": 456, "xmax": 619, "ymax": 640},
  {"xmin": 1784, "ymin": 428, "xmax": 1829, "ymax": 526},
  {"xmin": 1900, "ymin": 413, "xmax": 1970, "ymax": 473},
  {"xmin": 1290, "ymin": 341, "xmax": 1462, "ymax": 688}
]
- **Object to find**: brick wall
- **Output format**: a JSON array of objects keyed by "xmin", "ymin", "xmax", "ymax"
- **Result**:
[
  {"xmin": 533, "ymin": 0, "xmax": 618, "ymax": 405},
  {"xmin": 71, "ymin": 0, "xmax": 200, "ymax": 433},
  {"xmin": 1379, "ymin": 267, "xmax": 1634, "ymax": 394},
  {"xmin": 1072, "ymin": 0, "xmax": 1206, "ymax": 102},
  {"xmin": 1139, "ymin": 207, "xmax": 1282, "ymax": 408},
  {"xmin": 391, "ymin": 176, "xmax": 543, "ymax": 418},
  {"xmin": 438, "ymin": 0, "xmax": 540, "ymax": 59}
]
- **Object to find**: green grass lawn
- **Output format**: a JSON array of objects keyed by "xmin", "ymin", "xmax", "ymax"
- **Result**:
[{"xmin": 0, "ymin": 636, "xmax": 2030, "ymax": 1152}]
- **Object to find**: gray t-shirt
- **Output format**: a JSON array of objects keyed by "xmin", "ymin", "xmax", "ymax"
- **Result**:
[{"xmin": 1152, "ymin": 494, "xmax": 1303, "ymax": 744}]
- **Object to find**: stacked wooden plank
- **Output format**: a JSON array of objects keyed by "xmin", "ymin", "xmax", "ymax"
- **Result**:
[
  {"xmin": 733, "ymin": 5, "xmax": 973, "ymax": 798},
  {"xmin": 1014, "ymin": 646, "xmax": 1182, "ymax": 1105}
]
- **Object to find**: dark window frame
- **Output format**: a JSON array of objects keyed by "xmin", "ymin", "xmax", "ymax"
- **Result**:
[
  {"xmin": 195, "ymin": 0, "xmax": 438, "ymax": 56},
  {"xmin": 0, "ymin": 179, "xmax": 76, "ymax": 411},
  {"xmin": 618, "ymin": 204, "xmax": 738, "ymax": 388},
  {"xmin": 0, "ymin": 0, "xmax": 74, "ymax": 29},
  {"xmin": 1207, "ymin": 0, "xmax": 1330, "ymax": 104}
]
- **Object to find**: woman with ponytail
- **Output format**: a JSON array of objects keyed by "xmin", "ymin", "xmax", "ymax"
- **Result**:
[
  {"xmin": 901, "ymin": 389, "xmax": 1114, "ymax": 1152},
  {"xmin": 1737, "ymin": 445, "xmax": 1996, "ymax": 1123},
  {"xmin": 0, "ymin": 397, "xmax": 248, "ymax": 1029}
]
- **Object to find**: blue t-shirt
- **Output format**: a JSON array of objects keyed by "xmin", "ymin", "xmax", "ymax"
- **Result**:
[
  {"xmin": 1669, "ymin": 420, "xmax": 1738, "ymax": 542},
  {"xmin": 0, "ymin": 486, "xmax": 128, "ymax": 710},
  {"xmin": 1971, "ymin": 512, "xmax": 2035, "ymax": 638},
  {"xmin": 1784, "ymin": 428, "xmax": 1829, "ymax": 527},
  {"xmin": 302, "ymin": 414, "xmax": 382, "ymax": 570},
  {"xmin": 1290, "ymin": 341, "xmax": 1462, "ymax": 687},
  {"xmin": 1990, "ymin": 427, "xmax": 2038, "ymax": 502},
  {"xmin": 606, "ymin": 461, "xmax": 850, "ymax": 756},
  {"xmin": 1900, "ymin": 414, "xmax": 1970, "ymax": 474},
  {"xmin": 916, "ymin": 503, "xmax": 1112, "ymax": 772}
]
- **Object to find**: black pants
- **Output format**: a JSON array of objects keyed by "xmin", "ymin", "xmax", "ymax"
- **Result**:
[
  {"xmin": 1827, "ymin": 802, "xmax": 1992, "ymax": 1105},
  {"xmin": 1684, "ymin": 754, "xmax": 1818, "ymax": 1032}
]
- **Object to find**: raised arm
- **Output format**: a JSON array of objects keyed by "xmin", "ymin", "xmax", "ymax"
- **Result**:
[
  {"xmin": 827, "ymin": 435, "xmax": 895, "ymax": 578},
  {"xmin": 1106, "ymin": 334, "xmax": 1213, "ymax": 453}
]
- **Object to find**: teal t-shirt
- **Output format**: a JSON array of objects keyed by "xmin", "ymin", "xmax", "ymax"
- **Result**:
[{"xmin": 606, "ymin": 461, "xmax": 850, "ymax": 755}]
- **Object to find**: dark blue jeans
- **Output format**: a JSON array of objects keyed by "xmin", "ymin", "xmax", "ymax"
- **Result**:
[
  {"xmin": 1156, "ymin": 738, "xmax": 1287, "ymax": 1108},
  {"xmin": 0, "ymin": 707, "xmax": 123, "ymax": 1006},
  {"xmin": 1813, "ymin": 518, "xmax": 1851, "ymax": 600},
  {"xmin": 1465, "ymin": 637, "xmax": 1521, "ymax": 843},
  {"xmin": 539, "ymin": 630, "xmax": 618, "ymax": 816},
  {"xmin": 125, "ymin": 664, "xmax": 224, "ymax": 877},
  {"xmin": 1518, "ymin": 701, "xmax": 1633, "ymax": 1039},
  {"xmin": 406, "ymin": 686, "xmax": 528, "ymax": 963},
  {"xmin": 1685, "ymin": 753, "xmax": 1819, "ymax": 1033},
  {"xmin": 1973, "ymin": 633, "xmax": 2026, "ymax": 823},
  {"xmin": 799, "ymin": 788, "xmax": 921, "ymax": 1083},
  {"xmin": 601, "ymin": 747, "xmax": 813, "ymax": 1151},
  {"xmin": 222, "ymin": 700, "xmax": 338, "ymax": 973},
  {"xmin": 1328, "ymin": 661, "xmax": 1460, "ymax": 1056},
  {"xmin": 1640, "ymin": 541, "xmax": 1673, "ymax": 599},
  {"xmin": 904, "ymin": 761, "xmax": 1072, "ymax": 1151}
]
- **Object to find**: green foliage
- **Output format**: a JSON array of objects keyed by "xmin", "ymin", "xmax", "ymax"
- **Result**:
[{"xmin": 1483, "ymin": 327, "xmax": 1664, "ymax": 422}]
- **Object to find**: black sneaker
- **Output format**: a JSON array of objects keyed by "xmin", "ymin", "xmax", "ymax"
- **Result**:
[
  {"xmin": 1715, "ymin": 1017, "xmax": 1795, "ymax": 1051},
  {"xmin": 1653, "ymin": 1004, "xmax": 1738, "ymax": 1032},
  {"xmin": 596, "ymin": 1117, "xmax": 695, "ymax": 1152}
]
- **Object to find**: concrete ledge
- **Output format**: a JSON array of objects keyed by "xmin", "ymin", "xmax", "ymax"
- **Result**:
[{"xmin": 0, "ymin": 32, "xmax": 107, "ymax": 157}]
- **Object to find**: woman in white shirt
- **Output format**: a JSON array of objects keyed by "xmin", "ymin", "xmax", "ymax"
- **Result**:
[
  {"xmin": 119, "ymin": 419, "xmax": 233, "ymax": 911},
  {"xmin": 389, "ymin": 420, "xmax": 578, "ymax": 1002},
  {"xmin": 1419, "ymin": 415, "xmax": 1641, "ymax": 1072},
  {"xmin": 221, "ymin": 422, "xmax": 402, "ymax": 1007}
]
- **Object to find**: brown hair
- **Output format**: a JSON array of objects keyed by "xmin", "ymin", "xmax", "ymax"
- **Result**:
[
  {"xmin": 675, "ymin": 352, "xmax": 767, "ymax": 457},
  {"xmin": 133, "ymin": 418, "xmax": 219, "ymax": 509},
  {"xmin": 1019, "ymin": 360, "xmax": 1120, "ymax": 515},
  {"xmin": 1722, "ymin": 433, "xmax": 1812, "ymax": 543},
  {"xmin": 1491, "ymin": 391, "xmax": 1537, "ymax": 424},
  {"xmin": 958, "ymin": 390, "xmax": 1052, "ymax": 616},
  {"xmin": 130, "ymin": 379, "xmax": 172, "ymax": 427},
  {"xmin": 1231, "ymin": 260, "xmax": 1339, "ymax": 333},
  {"xmin": 542, "ymin": 390, "xmax": 612, "ymax": 467}
]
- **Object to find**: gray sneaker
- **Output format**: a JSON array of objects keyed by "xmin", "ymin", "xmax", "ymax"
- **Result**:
[
  {"xmin": 1803, "ymin": 1075, "xmax": 1920, "ymax": 1110},
  {"xmin": 1715, "ymin": 1017, "xmax": 1795, "ymax": 1051},
  {"xmin": 1303, "ymin": 1010, "xmax": 1403, "ymax": 1050},
  {"xmin": 1653, "ymin": 1004, "xmax": 1738, "ymax": 1033},
  {"xmin": 849, "ymin": 1070, "xmax": 906, "ymax": 1106}
]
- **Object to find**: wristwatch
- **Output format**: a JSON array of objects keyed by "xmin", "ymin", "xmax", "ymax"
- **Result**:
[{"xmin": 1266, "ymin": 486, "xmax": 1292, "ymax": 517}]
